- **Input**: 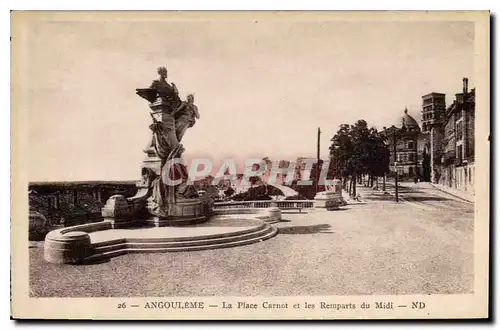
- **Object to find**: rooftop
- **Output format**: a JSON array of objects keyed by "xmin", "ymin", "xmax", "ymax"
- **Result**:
[
  {"xmin": 399, "ymin": 108, "xmax": 420, "ymax": 131},
  {"xmin": 422, "ymin": 92, "xmax": 446, "ymax": 98}
]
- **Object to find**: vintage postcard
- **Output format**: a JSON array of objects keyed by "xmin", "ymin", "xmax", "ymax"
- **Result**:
[{"xmin": 11, "ymin": 10, "xmax": 490, "ymax": 320}]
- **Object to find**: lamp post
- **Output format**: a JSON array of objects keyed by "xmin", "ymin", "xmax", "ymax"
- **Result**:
[
  {"xmin": 391, "ymin": 123, "xmax": 407, "ymax": 203},
  {"xmin": 316, "ymin": 127, "xmax": 321, "ymax": 194},
  {"xmin": 391, "ymin": 125, "xmax": 399, "ymax": 203}
]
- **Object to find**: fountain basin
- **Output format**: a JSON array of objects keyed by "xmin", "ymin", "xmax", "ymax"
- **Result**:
[{"xmin": 43, "ymin": 214, "xmax": 277, "ymax": 264}]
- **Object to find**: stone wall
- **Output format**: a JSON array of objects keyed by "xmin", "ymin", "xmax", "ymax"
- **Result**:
[
  {"xmin": 439, "ymin": 163, "xmax": 475, "ymax": 194},
  {"xmin": 29, "ymin": 182, "xmax": 138, "ymax": 226},
  {"xmin": 430, "ymin": 125, "xmax": 444, "ymax": 183}
]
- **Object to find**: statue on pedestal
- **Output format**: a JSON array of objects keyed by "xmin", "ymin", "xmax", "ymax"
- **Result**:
[
  {"xmin": 102, "ymin": 66, "xmax": 211, "ymax": 227},
  {"xmin": 173, "ymin": 94, "xmax": 200, "ymax": 142}
]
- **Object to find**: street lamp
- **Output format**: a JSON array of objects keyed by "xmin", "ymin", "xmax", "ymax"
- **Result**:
[{"xmin": 391, "ymin": 123, "xmax": 407, "ymax": 203}]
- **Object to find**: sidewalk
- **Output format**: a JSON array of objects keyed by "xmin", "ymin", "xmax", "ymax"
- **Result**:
[
  {"xmin": 427, "ymin": 183, "xmax": 474, "ymax": 203},
  {"xmin": 385, "ymin": 181, "xmax": 474, "ymax": 204},
  {"xmin": 341, "ymin": 189, "xmax": 364, "ymax": 204},
  {"xmin": 343, "ymin": 184, "xmax": 396, "ymax": 204}
]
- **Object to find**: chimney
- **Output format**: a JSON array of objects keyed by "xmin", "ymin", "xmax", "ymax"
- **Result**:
[{"xmin": 463, "ymin": 77, "xmax": 469, "ymax": 95}]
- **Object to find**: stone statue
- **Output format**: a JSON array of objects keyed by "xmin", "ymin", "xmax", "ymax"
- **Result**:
[
  {"xmin": 150, "ymin": 66, "xmax": 179, "ymax": 93},
  {"xmin": 102, "ymin": 66, "xmax": 212, "ymax": 226},
  {"xmin": 139, "ymin": 66, "xmax": 181, "ymax": 108},
  {"xmin": 138, "ymin": 66, "xmax": 183, "ymax": 160},
  {"xmin": 173, "ymin": 94, "xmax": 200, "ymax": 142}
]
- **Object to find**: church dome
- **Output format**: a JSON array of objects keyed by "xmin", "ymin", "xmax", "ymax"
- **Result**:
[{"xmin": 399, "ymin": 108, "xmax": 420, "ymax": 131}]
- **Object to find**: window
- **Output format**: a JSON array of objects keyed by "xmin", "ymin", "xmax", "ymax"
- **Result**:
[
  {"xmin": 409, "ymin": 153, "xmax": 414, "ymax": 162},
  {"xmin": 409, "ymin": 167, "xmax": 414, "ymax": 175},
  {"xmin": 457, "ymin": 146, "xmax": 463, "ymax": 163},
  {"xmin": 407, "ymin": 141, "xmax": 414, "ymax": 149},
  {"xmin": 456, "ymin": 121, "xmax": 463, "ymax": 140}
]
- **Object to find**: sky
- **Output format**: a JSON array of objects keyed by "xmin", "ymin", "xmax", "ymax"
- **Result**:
[{"xmin": 19, "ymin": 14, "xmax": 475, "ymax": 181}]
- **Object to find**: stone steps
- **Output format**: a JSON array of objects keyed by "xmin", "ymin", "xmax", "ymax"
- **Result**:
[
  {"xmin": 84, "ymin": 224, "xmax": 277, "ymax": 263},
  {"xmin": 91, "ymin": 222, "xmax": 267, "ymax": 248},
  {"xmin": 92, "ymin": 225, "xmax": 274, "ymax": 253}
]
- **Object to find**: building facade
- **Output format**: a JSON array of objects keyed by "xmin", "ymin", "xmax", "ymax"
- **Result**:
[
  {"xmin": 383, "ymin": 109, "xmax": 430, "ymax": 181},
  {"xmin": 432, "ymin": 78, "xmax": 475, "ymax": 194},
  {"xmin": 383, "ymin": 77, "xmax": 476, "ymax": 192}
]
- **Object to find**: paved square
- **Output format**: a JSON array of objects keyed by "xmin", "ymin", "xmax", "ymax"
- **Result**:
[{"xmin": 30, "ymin": 184, "xmax": 474, "ymax": 297}]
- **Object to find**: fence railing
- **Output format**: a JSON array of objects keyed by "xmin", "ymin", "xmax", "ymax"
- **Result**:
[{"xmin": 213, "ymin": 200, "xmax": 315, "ymax": 211}]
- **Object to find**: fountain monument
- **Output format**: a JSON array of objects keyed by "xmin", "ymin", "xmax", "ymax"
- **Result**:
[{"xmin": 101, "ymin": 66, "xmax": 212, "ymax": 228}]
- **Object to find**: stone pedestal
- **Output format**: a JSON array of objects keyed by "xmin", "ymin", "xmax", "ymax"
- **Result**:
[
  {"xmin": 314, "ymin": 191, "xmax": 336, "ymax": 208},
  {"xmin": 101, "ymin": 195, "xmax": 134, "ymax": 229},
  {"xmin": 314, "ymin": 179, "xmax": 346, "ymax": 208},
  {"xmin": 44, "ymin": 231, "xmax": 92, "ymax": 264},
  {"xmin": 325, "ymin": 199, "xmax": 340, "ymax": 211},
  {"xmin": 142, "ymin": 154, "xmax": 162, "ymax": 177},
  {"xmin": 144, "ymin": 198, "xmax": 211, "ymax": 227},
  {"xmin": 266, "ymin": 207, "xmax": 281, "ymax": 222}
]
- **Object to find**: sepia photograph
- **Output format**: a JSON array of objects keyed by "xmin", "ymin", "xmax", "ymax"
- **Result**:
[{"xmin": 10, "ymin": 10, "xmax": 490, "ymax": 320}]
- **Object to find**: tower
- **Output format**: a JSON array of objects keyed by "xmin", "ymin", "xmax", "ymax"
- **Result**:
[
  {"xmin": 421, "ymin": 92, "xmax": 446, "ymax": 183},
  {"xmin": 421, "ymin": 92, "xmax": 446, "ymax": 133}
]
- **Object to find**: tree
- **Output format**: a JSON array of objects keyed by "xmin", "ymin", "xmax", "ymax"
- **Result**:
[
  {"xmin": 369, "ymin": 132, "xmax": 390, "ymax": 186},
  {"xmin": 329, "ymin": 120, "xmax": 390, "ymax": 197},
  {"xmin": 224, "ymin": 186, "xmax": 235, "ymax": 198},
  {"xmin": 360, "ymin": 126, "xmax": 390, "ymax": 187},
  {"xmin": 330, "ymin": 124, "xmax": 354, "ymax": 189}
]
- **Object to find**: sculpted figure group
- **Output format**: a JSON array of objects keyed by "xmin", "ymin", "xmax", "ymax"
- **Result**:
[
  {"xmin": 101, "ymin": 65, "xmax": 211, "ymax": 226},
  {"xmin": 144, "ymin": 66, "xmax": 200, "ymax": 160},
  {"xmin": 136, "ymin": 66, "xmax": 202, "ymax": 217}
]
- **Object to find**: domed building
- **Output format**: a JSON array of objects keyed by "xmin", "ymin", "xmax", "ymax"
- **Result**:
[
  {"xmin": 401, "ymin": 108, "xmax": 420, "ymax": 132},
  {"xmin": 382, "ymin": 108, "xmax": 431, "ymax": 182}
]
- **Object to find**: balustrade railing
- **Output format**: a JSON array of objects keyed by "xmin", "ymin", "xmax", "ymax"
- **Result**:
[{"xmin": 213, "ymin": 200, "xmax": 314, "ymax": 211}]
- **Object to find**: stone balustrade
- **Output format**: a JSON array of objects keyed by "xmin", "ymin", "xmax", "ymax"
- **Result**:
[{"xmin": 213, "ymin": 200, "xmax": 314, "ymax": 211}]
